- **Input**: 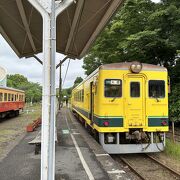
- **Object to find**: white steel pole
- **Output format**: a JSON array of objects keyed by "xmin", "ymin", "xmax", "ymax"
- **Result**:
[
  {"xmin": 48, "ymin": 0, "xmax": 56, "ymax": 179},
  {"xmin": 41, "ymin": 1, "xmax": 56, "ymax": 179},
  {"xmin": 41, "ymin": 11, "xmax": 53, "ymax": 180},
  {"xmin": 27, "ymin": 1, "xmax": 73, "ymax": 180}
]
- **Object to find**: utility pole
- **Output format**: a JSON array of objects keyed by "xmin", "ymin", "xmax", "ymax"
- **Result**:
[{"xmin": 56, "ymin": 56, "xmax": 69, "ymax": 110}]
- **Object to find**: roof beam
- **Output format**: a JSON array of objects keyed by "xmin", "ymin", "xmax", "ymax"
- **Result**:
[
  {"xmin": 32, "ymin": 55, "xmax": 43, "ymax": 65},
  {"xmin": 65, "ymin": 0, "xmax": 84, "ymax": 53},
  {"xmin": 55, "ymin": 0, "xmax": 74, "ymax": 18},
  {"xmin": 16, "ymin": 0, "xmax": 36, "ymax": 52},
  {"xmin": 80, "ymin": 0, "xmax": 124, "ymax": 58},
  {"xmin": 0, "ymin": 25, "xmax": 21, "ymax": 57}
]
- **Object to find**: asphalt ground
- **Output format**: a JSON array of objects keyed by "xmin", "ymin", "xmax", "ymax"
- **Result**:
[{"xmin": 0, "ymin": 108, "xmax": 135, "ymax": 180}]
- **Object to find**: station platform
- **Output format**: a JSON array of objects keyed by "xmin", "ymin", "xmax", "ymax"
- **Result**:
[{"xmin": 0, "ymin": 108, "xmax": 134, "ymax": 180}]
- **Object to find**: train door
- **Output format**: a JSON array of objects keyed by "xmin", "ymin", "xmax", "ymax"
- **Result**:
[
  {"xmin": 89, "ymin": 82, "xmax": 94, "ymax": 123},
  {"xmin": 124, "ymin": 75, "xmax": 145, "ymax": 128}
]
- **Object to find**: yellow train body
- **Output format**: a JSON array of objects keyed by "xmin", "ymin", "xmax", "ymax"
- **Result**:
[{"xmin": 71, "ymin": 62, "xmax": 169, "ymax": 154}]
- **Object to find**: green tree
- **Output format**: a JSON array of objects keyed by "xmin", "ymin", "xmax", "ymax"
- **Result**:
[
  {"xmin": 83, "ymin": 0, "xmax": 180, "ymax": 75},
  {"xmin": 7, "ymin": 74, "xmax": 29, "ymax": 89},
  {"xmin": 169, "ymin": 83, "xmax": 180, "ymax": 122},
  {"xmin": 7, "ymin": 74, "xmax": 42, "ymax": 103},
  {"xmin": 73, "ymin": 77, "xmax": 83, "ymax": 88}
]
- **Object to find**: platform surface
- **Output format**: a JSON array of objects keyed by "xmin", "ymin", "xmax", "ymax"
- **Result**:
[{"xmin": 0, "ymin": 108, "xmax": 134, "ymax": 180}]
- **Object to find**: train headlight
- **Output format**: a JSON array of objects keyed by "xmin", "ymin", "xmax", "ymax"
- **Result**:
[{"xmin": 130, "ymin": 61, "xmax": 142, "ymax": 73}]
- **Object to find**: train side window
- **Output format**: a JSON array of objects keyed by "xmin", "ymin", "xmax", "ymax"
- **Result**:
[
  {"xmin": 149, "ymin": 80, "xmax": 165, "ymax": 98},
  {"xmin": 105, "ymin": 79, "xmax": 122, "ymax": 98},
  {"xmin": 130, "ymin": 82, "xmax": 140, "ymax": 97},
  {"xmin": 80, "ymin": 90, "xmax": 82, "ymax": 102},
  {"xmin": 82, "ymin": 90, "xmax": 84, "ymax": 102},
  {"xmin": 8, "ymin": 94, "xmax": 11, "ymax": 101},
  {"xmin": 15, "ymin": 95, "xmax": 16, "ymax": 101},
  {"xmin": 0, "ymin": 93, "xmax": 3, "ymax": 101},
  {"xmin": 12, "ymin": 94, "xmax": 14, "ymax": 101},
  {"xmin": 4, "ymin": 93, "xmax": 7, "ymax": 101}
]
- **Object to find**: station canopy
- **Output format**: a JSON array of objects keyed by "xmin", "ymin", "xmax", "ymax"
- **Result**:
[{"xmin": 0, "ymin": 0, "xmax": 124, "ymax": 59}]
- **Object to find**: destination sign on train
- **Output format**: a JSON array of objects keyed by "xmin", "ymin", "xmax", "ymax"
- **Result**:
[{"xmin": 111, "ymin": 80, "xmax": 121, "ymax": 85}]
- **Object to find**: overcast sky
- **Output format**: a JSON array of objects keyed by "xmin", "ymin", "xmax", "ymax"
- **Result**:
[
  {"xmin": 0, "ymin": 0, "xmax": 160, "ymax": 89},
  {"xmin": 0, "ymin": 35, "xmax": 85, "ymax": 89}
]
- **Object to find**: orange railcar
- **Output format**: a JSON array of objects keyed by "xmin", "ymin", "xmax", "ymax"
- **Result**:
[{"xmin": 0, "ymin": 87, "xmax": 25, "ymax": 118}]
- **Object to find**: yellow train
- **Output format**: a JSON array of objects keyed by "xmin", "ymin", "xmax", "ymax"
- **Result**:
[{"xmin": 71, "ymin": 62, "xmax": 169, "ymax": 153}]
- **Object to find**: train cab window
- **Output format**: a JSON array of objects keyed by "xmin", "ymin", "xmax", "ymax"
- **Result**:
[
  {"xmin": 4, "ymin": 93, "xmax": 7, "ymax": 101},
  {"xmin": 149, "ymin": 80, "xmax": 165, "ymax": 98},
  {"xmin": 130, "ymin": 82, "xmax": 140, "ymax": 97},
  {"xmin": 0, "ymin": 93, "xmax": 3, "ymax": 101},
  {"xmin": 105, "ymin": 79, "xmax": 122, "ymax": 97}
]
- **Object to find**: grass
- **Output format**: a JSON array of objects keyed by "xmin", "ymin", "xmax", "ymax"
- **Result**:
[
  {"xmin": 0, "ymin": 103, "xmax": 42, "ymax": 160},
  {"xmin": 23, "ymin": 103, "xmax": 42, "ymax": 120},
  {"xmin": 165, "ymin": 139, "xmax": 180, "ymax": 160}
]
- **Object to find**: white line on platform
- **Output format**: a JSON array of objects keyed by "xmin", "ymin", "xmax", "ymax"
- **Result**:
[
  {"xmin": 72, "ymin": 132, "xmax": 80, "ymax": 135},
  {"xmin": 107, "ymin": 169, "xmax": 126, "ymax": 174},
  {"xmin": 95, "ymin": 154, "xmax": 109, "ymax": 157},
  {"xmin": 65, "ymin": 116, "xmax": 95, "ymax": 180}
]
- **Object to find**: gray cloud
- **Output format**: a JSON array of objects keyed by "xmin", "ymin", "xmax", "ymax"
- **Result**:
[{"xmin": 0, "ymin": 35, "xmax": 85, "ymax": 88}]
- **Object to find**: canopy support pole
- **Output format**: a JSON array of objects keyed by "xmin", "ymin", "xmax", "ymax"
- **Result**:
[{"xmin": 27, "ymin": 1, "xmax": 73, "ymax": 180}]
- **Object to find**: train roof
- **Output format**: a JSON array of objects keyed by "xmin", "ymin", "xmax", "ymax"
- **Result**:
[
  {"xmin": 0, "ymin": 86, "xmax": 25, "ymax": 93},
  {"xmin": 73, "ymin": 62, "xmax": 167, "ymax": 90},
  {"xmin": 100, "ymin": 62, "xmax": 167, "ymax": 71}
]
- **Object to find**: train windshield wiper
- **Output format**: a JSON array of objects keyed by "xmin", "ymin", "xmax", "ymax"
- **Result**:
[{"xmin": 111, "ymin": 97, "xmax": 117, "ymax": 102}]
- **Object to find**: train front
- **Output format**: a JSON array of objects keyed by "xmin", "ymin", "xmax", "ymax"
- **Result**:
[{"xmin": 96, "ymin": 62, "xmax": 169, "ymax": 154}]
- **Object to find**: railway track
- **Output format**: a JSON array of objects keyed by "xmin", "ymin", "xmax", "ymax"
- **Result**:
[{"xmin": 112, "ymin": 154, "xmax": 180, "ymax": 180}]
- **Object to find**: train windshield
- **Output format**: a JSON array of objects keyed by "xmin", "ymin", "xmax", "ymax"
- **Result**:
[
  {"xmin": 104, "ymin": 79, "xmax": 122, "ymax": 97},
  {"xmin": 130, "ymin": 82, "xmax": 140, "ymax": 97},
  {"xmin": 149, "ymin": 80, "xmax": 165, "ymax": 98}
]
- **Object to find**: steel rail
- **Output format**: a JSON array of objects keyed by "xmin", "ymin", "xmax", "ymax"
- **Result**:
[
  {"xmin": 114, "ymin": 154, "xmax": 180, "ymax": 180},
  {"xmin": 113, "ymin": 156, "xmax": 145, "ymax": 180},
  {"xmin": 145, "ymin": 154, "xmax": 180, "ymax": 178}
]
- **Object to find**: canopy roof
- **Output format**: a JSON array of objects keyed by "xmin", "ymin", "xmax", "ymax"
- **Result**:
[{"xmin": 0, "ymin": 0, "xmax": 124, "ymax": 59}]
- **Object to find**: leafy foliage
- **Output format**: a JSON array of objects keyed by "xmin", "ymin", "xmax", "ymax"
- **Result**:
[
  {"xmin": 73, "ymin": 77, "xmax": 83, "ymax": 88},
  {"xmin": 58, "ymin": 76, "xmax": 83, "ymax": 101},
  {"xmin": 83, "ymin": 0, "xmax": 180, "ymax": 74},
  {"xmin": 7, "ymin": 74, "xmax": 42, "ymax": 103},
  {"xmin": 169, "ymin": 83, "xmax": 180, "ymax": 122}
]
